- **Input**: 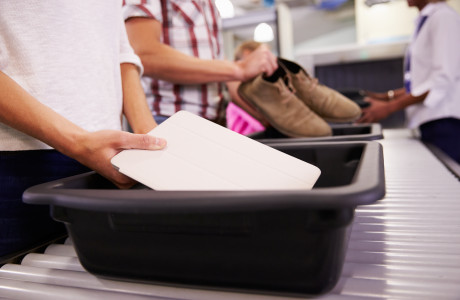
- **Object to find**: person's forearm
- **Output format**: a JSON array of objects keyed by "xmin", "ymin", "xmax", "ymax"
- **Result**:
[
  {"xmin": 125, "ymin": 18, "xmax": 243, "ymax": 84},
  {"xmin": 388, "ymin": 90, "xmax": 428, "ymax": 113},
  {"xmin": 0, "ymin": 71, "xmax": 167, "ymax": 188},
  {"xmin": 139, "ymin": 45, "xmax": 241, "ymax": 84},
  {"xmin": 0, "ymin": 71, "xmax": 87, "ymax": 157},
  {"xmin": 393, "ymin": 88, "xmax": 406, "ymax": 99},
  {"xmin": 365, "ymin": 87, "xmax": 407, "ymax": 101},
  {"xmin": 121, "ymin": 63, "xmax": 157, "ymax": 134}
]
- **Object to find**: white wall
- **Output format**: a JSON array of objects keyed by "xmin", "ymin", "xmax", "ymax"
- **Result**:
[
  {"xmin": 294, "ymin": 0, "xmax": 460, "ymax": 74},
  {"xmin": 292, "ymin": 2, "xmax": 356, "ymax": 55},
  {"xmin": 355, "ymin": 0, "xmax": 418, "ymax": 45},
  {"xmin": 224, "ymin": 0, "xmax": 460, "ymax": 65},
  {"xmin": 295, "ymin": 0, "xmax": 460, "ymax": 52}
]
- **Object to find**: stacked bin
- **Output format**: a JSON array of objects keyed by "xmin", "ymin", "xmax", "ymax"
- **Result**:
[{"xmin": 249, "ymin": 123, "xmax": 383, "ymax": 143}]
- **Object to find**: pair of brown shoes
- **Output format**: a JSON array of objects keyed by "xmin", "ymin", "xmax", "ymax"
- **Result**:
[{"xmin": 238, "ymin": 58, "xmax": 361, "ymax": 138}]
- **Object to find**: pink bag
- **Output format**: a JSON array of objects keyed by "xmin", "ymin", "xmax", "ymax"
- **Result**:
[{"xmin": 226, "ymin": 102, "xmax": 265, "ymax": 135}]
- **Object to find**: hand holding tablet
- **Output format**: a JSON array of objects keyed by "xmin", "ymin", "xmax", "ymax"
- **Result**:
[{"xmin": 111, "ymin": 111, "xmax": 320, "ymax": 191}]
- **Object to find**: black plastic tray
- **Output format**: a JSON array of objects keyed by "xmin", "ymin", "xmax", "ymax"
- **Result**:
[
  {"xmin": 249, "ymin": 123, "xmax": 383, "ymax": 143},
  {"xmin": 23, "ymin": 141, "xmax": 385, "ymax": 295}
]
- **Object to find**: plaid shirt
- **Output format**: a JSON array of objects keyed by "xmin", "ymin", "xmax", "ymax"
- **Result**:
[{"xmin": 123, "ymin": 0, "xmax": 224, "ymax": 120}]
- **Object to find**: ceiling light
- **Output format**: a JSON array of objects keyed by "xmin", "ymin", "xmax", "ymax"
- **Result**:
[{"xmin": 254, "ymin": 22, "xmax": 274, "ymax": 42}]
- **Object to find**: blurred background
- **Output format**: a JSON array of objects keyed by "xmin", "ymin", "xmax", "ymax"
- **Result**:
[{"xmin": 217, "ymin": 0, "xmax": 460, "ymax": 128}]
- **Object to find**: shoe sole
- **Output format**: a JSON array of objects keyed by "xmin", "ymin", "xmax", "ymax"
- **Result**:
[{"xmin": 322, "ymin": 115, "xmax": 361, "ymax": 123}]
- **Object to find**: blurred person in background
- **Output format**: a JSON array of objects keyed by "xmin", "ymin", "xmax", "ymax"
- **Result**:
[{"xmin": 357, "ymin": 0, "xmax": 460, "ymax": 163}]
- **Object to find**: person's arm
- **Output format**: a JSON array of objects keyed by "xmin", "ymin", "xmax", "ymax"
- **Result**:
[
  {"xmin": 124, "ymin": 17, "xmax": 277, "ymax": 84},
  {"xmin": 356, "ymin": 90, "xmax": 428, "ymax": 123},
  {"xmin": 363, "ymin": 87, "xmax": 406, "ymax": 101},
  {"xmin": 121, "ymin": 63, "xmax": 157, "ymax": 134},
  {"xmin": 0, "ymin": 71, "xmax": 166, "ymax": 188}
]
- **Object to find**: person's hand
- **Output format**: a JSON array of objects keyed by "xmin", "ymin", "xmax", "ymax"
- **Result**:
[
  {"xmin": 356, "ymin": 97, "xmax": 392, "ymax": 123},
  {"xmin": 72, "ymin": 130, "xmax": 166, "ymax": 189},
  {"xmin": 235, "ymin": 44, "xmax": 278, "ymax": 81}
]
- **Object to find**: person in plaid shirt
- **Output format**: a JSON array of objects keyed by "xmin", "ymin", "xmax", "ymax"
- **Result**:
[{"xmin": 123, "ymin": 0, "xmax": 277, "ymax": 124}]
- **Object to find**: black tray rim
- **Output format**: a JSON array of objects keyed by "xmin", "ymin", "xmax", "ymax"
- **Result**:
[
  {"xmin": 252, "ymin": 123, "xmax": 383, "ymax": 143},
  {"xmin": 23, "ymin": 141, "xmax": 386, "ymax": 213}
]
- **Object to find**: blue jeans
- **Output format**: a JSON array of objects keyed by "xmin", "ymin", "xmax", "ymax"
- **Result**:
[
  {"xmin": 0, "ymin": 150, "xmax": 90, "ymax": 257},
  {"xmin": 419, "ymin": 118, "xmax": 460, "ymax": 164},
  {"xmin": 154, "ymin": 115, "xmax": 169, "ymax": 125}
]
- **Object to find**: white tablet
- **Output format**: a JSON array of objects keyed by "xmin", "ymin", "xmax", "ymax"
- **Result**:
[{"xmin": 111, "ymin": 111, "xmax": 320, "ymax": 191}]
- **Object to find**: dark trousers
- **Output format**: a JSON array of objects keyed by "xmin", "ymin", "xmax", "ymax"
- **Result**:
[
  {"xmin": 0, "ymin": 150, "xmax": 90, "ymax": 257},
  {"xmin": 419, "ymin": 118, "xmax": 460, "ymax": 164}
]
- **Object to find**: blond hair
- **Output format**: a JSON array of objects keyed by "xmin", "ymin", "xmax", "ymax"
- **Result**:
[{"xmin": 234, "ymin": 41, "xmax": 263, "ymax": 61}]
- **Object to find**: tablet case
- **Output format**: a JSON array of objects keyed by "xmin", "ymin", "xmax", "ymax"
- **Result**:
[{"xmin": 111, "ymin": 111, "xmax": 320, "ymax": 190}]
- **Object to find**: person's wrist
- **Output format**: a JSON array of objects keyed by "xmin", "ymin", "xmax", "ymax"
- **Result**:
[
  {"xmin": 386, "ymin": 98, "xmax": 399, "ymax": 115},
  {"xmin": 387, "ymin": 90, "xmax": 395, "ymax": 101},
  {"xmin": 59, "ymin": 128, "xmax": 89, "ymax": 160},
  {"xmin": 233, "ymin": 61, "xmax": 246, "ymax": 82}
]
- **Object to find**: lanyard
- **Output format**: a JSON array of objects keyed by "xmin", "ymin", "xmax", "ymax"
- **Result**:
[{"xmin": 404, "ymin": 15, "xmax": 428, "ymax": 93}]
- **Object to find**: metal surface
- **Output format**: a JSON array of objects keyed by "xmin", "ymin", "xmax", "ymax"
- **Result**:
[{"xmin": 1, "ymin": 129, "xmax": 459, "ymax": 299}]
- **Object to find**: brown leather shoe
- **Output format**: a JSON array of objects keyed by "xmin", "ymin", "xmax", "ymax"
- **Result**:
[
  {"xmin": 238, "ymin": 67, "xmax": 332, "ymax": 138},
  {"xmin": 278, "ymin": 58, "xmax": 361, "ymax": 123}
]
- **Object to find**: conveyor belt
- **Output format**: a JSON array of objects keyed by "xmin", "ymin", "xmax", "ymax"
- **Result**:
[{"xmin": 1, "ymin": 129, "xmax": 459, "ymax": 299}]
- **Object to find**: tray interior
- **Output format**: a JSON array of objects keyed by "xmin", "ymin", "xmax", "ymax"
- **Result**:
[{"xmin": 55, "ymin": 143, "xmax": 364, "ymax": 190}]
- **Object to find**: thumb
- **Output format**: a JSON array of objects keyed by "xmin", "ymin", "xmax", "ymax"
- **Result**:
[{"xmin": 125, "ymin": 133, "xmax": 167, "ymax": 150}]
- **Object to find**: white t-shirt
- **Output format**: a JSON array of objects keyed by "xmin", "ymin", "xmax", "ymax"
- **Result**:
[
  {"xmin": 406, "ymin": 2, "xmax": 460, "ymax": 128},
  {"xmin": 0, "ymin": 1, "xmax": 142, "ymax": 150}
]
